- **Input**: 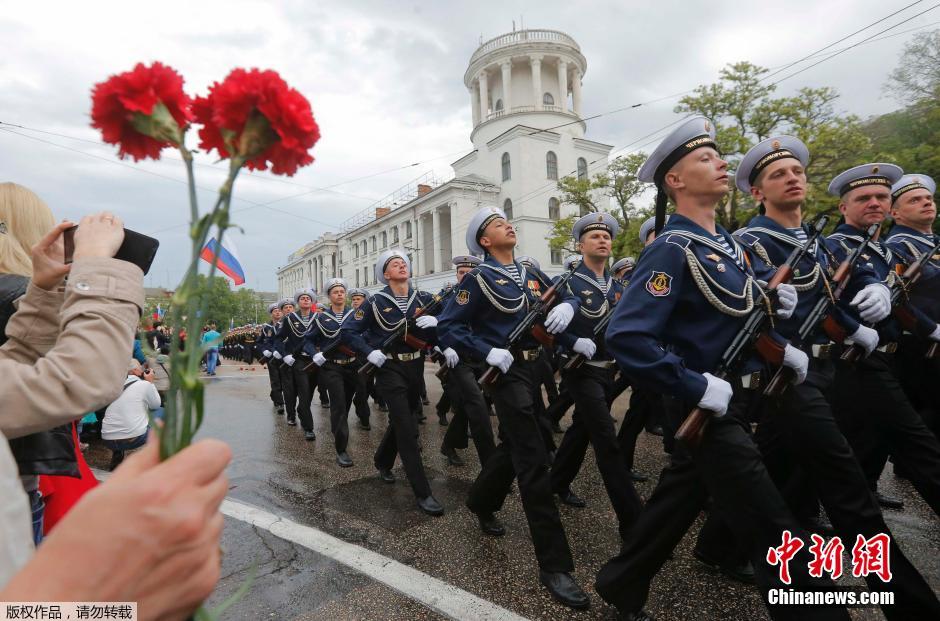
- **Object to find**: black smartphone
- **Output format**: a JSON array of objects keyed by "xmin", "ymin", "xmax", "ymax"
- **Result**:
[{"xmin": 63, "ymin": 225, "xmax": 160, "ymax": 275}]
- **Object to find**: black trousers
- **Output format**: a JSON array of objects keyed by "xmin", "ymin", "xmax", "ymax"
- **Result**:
[
  {"xmin": 321, "ymin": 362, "xmax": 357, "ymax": 453},
  {"xmin": 616, "ymin": 383, "xmax": 662, "ymax": 471},
  {"xmin": 831, "ymin": 351, "xmax": 940, "ymax": 516},
  {"xmin": 279, "ymin": 362, "xmax": 297, "ymax": 419},
  {"xmin": 699, "ymin": 359, "xmax": 940, "ymax": 620},
  {"xmin": 595, "ymin": 385, "xmax": 848, "ymax": 620},
  {"xmin": 352, "ymin": 361, "xmax": 371, "ymax": 422},
  {"xmin": 549, "ymin": 364, "xmax": 643, "ymax": 537},
  {"xmin": 373, "ymin": 359, "xmax": 432, "ymax": 499},
  {"xmin": 266, "ymin": 360, "xmax": 284, "ymax": 407},
  {"xmin": 466, "ymin": 358, "xmax": 575, "ymax": 573},
  {"xmin": 894, "ymin": 334, "xmax": 940, "ymax": 439},
  {"xmin": 289, "ymin": 360, "xmax": 317, "ymax": 433},
  {"xmin": 441, "ymin": 360, "xmax": 496, "ymax": 465},
  {"xmin": 435, "ymin": 382, "xmax": 451, "ymax": 416}
]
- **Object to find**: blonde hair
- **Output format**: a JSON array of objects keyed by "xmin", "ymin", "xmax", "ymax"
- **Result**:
[{"xmin": 0, "ymin": 183, "xmax": 55, "ymax": 277}]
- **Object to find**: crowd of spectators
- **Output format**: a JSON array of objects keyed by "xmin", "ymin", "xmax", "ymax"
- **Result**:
[{"xmin": 0, "ymin": 182, "xmax": 229, "ymax": 620}]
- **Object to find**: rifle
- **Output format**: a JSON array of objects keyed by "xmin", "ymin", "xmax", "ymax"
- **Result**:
[
  {"xmin": 478, "ymin": 263, "xmax": 580, "ymax": 387},
  {"xmin": 763, "ymin": 223, "xmax": 879, "ymax": 395},
  {"xmin": 842, "ymin": 235, "xmax": 940, "ymax": 362},
  {"xmin": 675, "ymin": 216, "xmax": 829, "ymax": 446},
  {"xmin": 358, "ymin": 286, "xmax": 455, "ymax": 377},
  {"xmin": 302, "ymin": 337, "xmax": 358, "ymax": 371},
  {"xmin": 562, "ymin": 304, "xmax": 617, "ymax": 372}
]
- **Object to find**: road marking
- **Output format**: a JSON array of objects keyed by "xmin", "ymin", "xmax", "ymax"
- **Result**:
[
  {"xmin": 221, "ymin": 498, "xmax": 530, "ymax": 621},
  {"xmin": 90, "ymin": 469, "xmax": 528, "ymax": 621}
]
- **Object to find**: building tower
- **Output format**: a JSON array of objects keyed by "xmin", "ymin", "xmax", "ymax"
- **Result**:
[{"xmin": 454, "ymin": 29, "xmax": 612, "ymax": 267}]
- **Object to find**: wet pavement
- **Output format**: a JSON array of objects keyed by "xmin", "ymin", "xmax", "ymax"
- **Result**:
[{"xmin": 84, "ymin": 360, "xmax": 940, "ymax": 620}]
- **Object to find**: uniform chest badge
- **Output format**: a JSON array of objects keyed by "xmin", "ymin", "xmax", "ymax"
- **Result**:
[
  {"xmin": 705, "ymin": 253, "xmax": 721, "ymax": 262},
  {"xmin": 354, "ymin": 309, "xmax": 364, "ymax": 320},
  {"xmin": 527, "ymin": 280, "xmax": 542, "ymax": 297},
  {"xmin": 581, "ymin": 290, "xmax": 593, "ymax": 296},
  {"xmin": 383, "ymin": 307, "xmax": 393, "ymax": 313},
  {"xmin": 614, "ymin": 292, "xmax": 622, "ymax": 303},
  {"xmin": 861, "ymin": 254, "xmax": 870, "ymax": 261},
  {"xmin": 495, "ymin": 278, "xmax": 509, "ymax": 285},
  {"xmin": 456, "ymin": 290, "xmax": 470, "ymax": 305},
  {"xmin": 646, "ymin": 271, "xmax": 672, "ymax": 297},
  {"xmin": 716, "ymin": 263, "xmax": 726, "ymax": 273}
]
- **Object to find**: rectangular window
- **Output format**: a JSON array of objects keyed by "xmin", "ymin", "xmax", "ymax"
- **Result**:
[{"xmin": 551, "ymin": 249, "xmax": 563, "ymax": 265}]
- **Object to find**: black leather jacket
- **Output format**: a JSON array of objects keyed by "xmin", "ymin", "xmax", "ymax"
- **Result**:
[{"xmin": 0, "ymin": 274, "xmax": 78, "ymax": 477}]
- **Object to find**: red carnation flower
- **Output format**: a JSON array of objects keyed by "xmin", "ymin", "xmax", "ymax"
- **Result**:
[
  {"xmin": 90, "ymin": 62, "xmax": 192, "ymax": 161},
  {"xmin": 193, "ymin": 68, "xmax": 320, "ymax": 176}
]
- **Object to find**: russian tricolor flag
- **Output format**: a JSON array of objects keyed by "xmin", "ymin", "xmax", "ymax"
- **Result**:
[{"xmin": 200, "ymin": 237, "xmax": 246, "ymax": 286}]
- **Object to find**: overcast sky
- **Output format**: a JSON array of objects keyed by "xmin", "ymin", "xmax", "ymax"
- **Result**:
[{"xmin": 1, "ymin": 0, "xmax": 936, "ymax": 291}]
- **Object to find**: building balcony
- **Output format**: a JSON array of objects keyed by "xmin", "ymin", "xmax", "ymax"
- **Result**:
[{"xmin": 469, "ymin": 30, "xmax": 580, "ymax": 66}]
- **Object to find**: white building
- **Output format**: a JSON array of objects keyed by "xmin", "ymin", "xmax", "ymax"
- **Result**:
[{"xmin": 277, "ymin": 28, "xmax": 612, "ymax": 301}]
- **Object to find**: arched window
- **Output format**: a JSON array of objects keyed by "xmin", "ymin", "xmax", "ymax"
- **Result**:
[
  {"xmin": 546, "ymin": 151, "xmax": 558, "ymax": 180},
  {"xmin": 543, "ymin": 92, "xmax": 554, "ymax": 106},
  {"xmin": 381, "ymin": 231, "xmax": 387, "ymax": 248},
  {"xmin": 548, "ymin": 197, "xmax": 560, "ymax": 220},
  {"xmin": 577, "ymin": 157, "xmax": 588, "ymax": 181},
  {"xmin": 503, "ymin": 198, "xmax": 514, "ymax": 220},
  {"xmin": 501, "ymin": 152, "xmax": 511, "ymax": 181},
  {"xmin": 494, "ymin": 98, "xmax": 503, "ymax": 111}
]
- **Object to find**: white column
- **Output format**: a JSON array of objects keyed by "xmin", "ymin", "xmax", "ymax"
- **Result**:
[
  {"xmin": 415, "ymin": 216, "xmax": 424, "ymax": 275},
  {"xmin": 470, "ymin": 84, "xmax": 480, "ymax": 126},
  {"xmin": 478, "ymin": 71, "xmax": 489, "ymax": 121},
  {"xmin": 530, "ymin": 55, "xmax": 542, "ymax": 109},
  {"xmin": 431, "ymin": 209, "xmax": 440, "ymax": 272},
  {"xmin": 572, "ymin": 68, "xmax": 583, "ymax": 117},
  {"xmin": 557, "ymin": 59, "xmax": 568, "ymax": 112},
  {"xmin": 500, "ymin": 61, "xmax": 512, "ymax": 113}
]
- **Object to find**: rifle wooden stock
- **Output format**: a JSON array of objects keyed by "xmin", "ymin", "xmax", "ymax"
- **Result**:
[
  {"xmin": 435, "ymin": 364, "xmax": 451, "ymax": 381},
  {"xmin": 530, "ymin": 324, "xmax": 555, "ymax": 348},
  {"xmin": 674, "ymin": 406, "xmax": 709, "ymax": 447},
  {"xmin": 754, "ymin": 333, "xmax": 785, "ymax": 366},
  {"xmin": 479, "ymin": 365, "xmax": 500, "ymax": 386},
  {"xmin": 763, "ymin": 366, "xmax": 795, "ymax": 396},
  {"xmin": 840, "ymin": 343, "xmax": 865, "ymax": 363},
  {"xmin": 563, "ymin": 353, "xmax": 585, "ymax": 372}
]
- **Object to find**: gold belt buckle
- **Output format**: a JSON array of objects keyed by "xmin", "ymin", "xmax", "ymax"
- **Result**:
[
  {"xmin": 522, "ymin": 348, "xmax": 541, "ymax": 361},
  {"xmin": 878, "ymin": 342, "xmax": 898, "ymax": 354},
  {"xmin": 740, "ymin": 372, "xmax": 762, "ymax": 390},
  {"xmin": 812, "ymin": 343, "xmax": 832, "ymax": 359}
]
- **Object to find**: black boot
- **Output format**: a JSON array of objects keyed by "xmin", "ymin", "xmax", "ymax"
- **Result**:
[{"xmin": 538, "ymin": 571, "xmax": 590, "ymax": 610}]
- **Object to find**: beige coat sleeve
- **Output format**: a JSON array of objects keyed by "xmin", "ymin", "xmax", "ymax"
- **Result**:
[{"xmin": 0, "ymin": 257, "xmax": 144, "ymax": 439}]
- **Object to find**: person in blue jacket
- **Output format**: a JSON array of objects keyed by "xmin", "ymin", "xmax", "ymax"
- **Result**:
[
  {"xmin": 340, "ymin": 250, "xmax": 444, "ymax": 517},
  {"xmin": 827, "ymin": 164, "xmax": 940, "ymax": 517},
  {"xmin": 594, "ymin": 117, "xmax": 849, "ymax": 621},
  {"xmin": 436, "ymin": 206, "xmax": 590, "ymax": 610}
]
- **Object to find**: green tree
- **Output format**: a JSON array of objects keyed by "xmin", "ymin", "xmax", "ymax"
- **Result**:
[
  {"xmin": 885, "ymin": 29, "xmax": 940, "ymax": 105},
  {"xmin": 675, "ymin": 62, "xmax": 871, "ymax": 228}
]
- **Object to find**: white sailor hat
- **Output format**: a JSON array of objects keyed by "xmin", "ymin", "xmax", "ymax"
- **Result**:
[
  {"xmin": 572, "ymin": 211, "xmax": 619, "ymax": 240},
  {"xmin": 828, "ymin": 163, "xmax": 903, "ymax": 198},
  {"xmin": 267, "ymin": 302, "xmax": 279, "ymax": 313},
  {"xmin": 278, "ymin": 298, "xmax": 294, "ymax": 310},
  {"xmin": 348, "ymin": 288, "xmax": 369, "ymax": 298},
  {"xmin": 638, "ymin": 116, "xmax": 717, "ymax": 235},
  {"xmin": 611, "ymin": 256, "xmax": 635, "ymax": 274},
  {"xmin": 294, "ymin": 288, "xmax": 315, "ymax": 304},
  {"xmin": 452, "ymin": 255, "xmax": 482, "ymax": 269},
  {"xmin": 516, "ymin": 255, "xmax": 540, "ymax": 270},
  {"xmin": 375, "ymin": 249, "xmax": 411, "ymax": 284},
  {"xmin": 466, "ymin": 206, "xmax": 508, "ymax": 256},
  {"xmin": 639, "ymin": 214, "xmax": 669, "ymax": 243},
  {"xmin": 325, "ymin": 277, "xmax": 347, "ymax": 293},
  {"xmin": 563, "ymin": 254, "xmax": 582, "ymax": 270},
  {"xmin": 891, "ymin": 174, "xmax": 936, "ymax": 203},
  {"xmin": 735, "ymin": 136, "xmax": 810, "ymax": 194}
]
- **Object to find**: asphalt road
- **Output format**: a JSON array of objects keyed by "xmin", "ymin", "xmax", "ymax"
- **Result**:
[{"xmin": 84, "ymin": 360, "xmax": 940, "ymax": 621}]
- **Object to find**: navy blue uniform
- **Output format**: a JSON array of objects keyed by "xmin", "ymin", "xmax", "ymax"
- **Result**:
[
  {"xmin": 275, "ymin": 312, "xmax": 318, "ymax": 430},
  {"xmin": 341, "ymin": 286, "xmax": 437, "ymax": 499},
  {"xmin": 597, "ymin": 214, "xmax": 845, "ymax": 619},
  {"xmin": 826, "ymin": 223, "xmax": 940, "ymax": 517},
  {"xmin": 548, "ymin": 261, "xmax": 642, "ymax": 538},
  {"xmin": 437, "ymin": 256, "xmax": 580, "ymax": 573},
  {"xmin": 303, "ymin": 309, "xmax": 358, "ymax": 455},
  {"xmin": 258, "ymin": 322, "xmax": 284, "ymax": 409}
]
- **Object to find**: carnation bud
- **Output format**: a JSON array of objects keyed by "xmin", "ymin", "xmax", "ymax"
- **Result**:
[
  {"xmin": 130, "ymin": 101, "xmax": 184, "ymax": 146},
  {"xmin": 237, "ymin": 112, "xmax": 278, "ymax": 160}
]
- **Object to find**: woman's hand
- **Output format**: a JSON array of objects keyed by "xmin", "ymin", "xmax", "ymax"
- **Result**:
[
  {"xmin": 72, "ymin": 212, "xmax": 125, "ymax": 261},
  {"xmin": 31, "ymin": 221, "xmax": 74, "ymax": 290}
]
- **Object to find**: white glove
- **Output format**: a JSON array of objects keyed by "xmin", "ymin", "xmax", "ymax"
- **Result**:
[
  {"xmin": 313, "ymin": 352, "xmax": 327, "ymax": 367},
  {"xmin": 844, "ymin": 325, "xmax": 879, "ymax": 357},
  {"xmin": 775, "ymin": 283, "xmax": 798, "ymax": 320},
  {"xmin": 486, "ymin": 347, "xmax": 514, "ymax": 374},
  {"xmin": 443, "ymin": 347, "xmax": 459, "ymax": 368},
  {"xmin": 544, "ymin": 302, "xmax": 575, "ymax": 334},
  {"xmin": 283, "ymin": 354, "xmax": 296, "ymax": 367},
  {"xmin": 367, "ymin": 350, "xmax": 387, "ymax": 368},
  {"xmin": 572, "ymin": 338, "xmax": 596, "ymax": 359},
  {"xmin": 262, "ymin": 349, "xmax": 272, "ymax": 358},
  {"xmin": 782, "ymin": 344, "xmax": 809, "ymax": 385},
  {"xmin": 272, "ymin": 351, "xmax": 282, "ymax": 360},
  {"xmin": 851, "ymin": 283, "xmax": 891, "ymax": 324},
  {"xmin": 697, "ymin": 372, "xmax": 733, "ymax": 417},
  {"xmin": 415, "ymin": 315, "xmax": 438, "ymax": 329},
  {"xmin": 930, "ymin": 325, "xmax": 940, "ymax": 343}
]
